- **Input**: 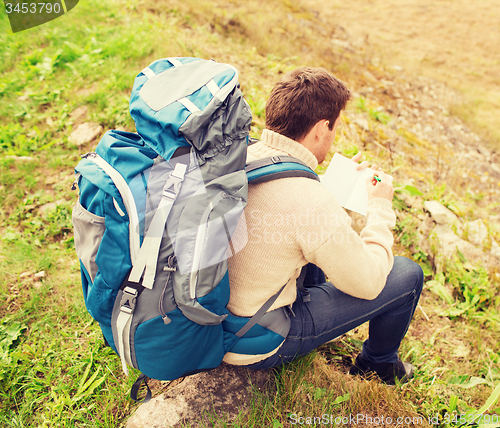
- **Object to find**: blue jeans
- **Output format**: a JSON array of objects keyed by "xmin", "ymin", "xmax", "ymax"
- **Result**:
[{"xmin": 245, "ymin": 256, "xmax": 424, "ymax": 369}]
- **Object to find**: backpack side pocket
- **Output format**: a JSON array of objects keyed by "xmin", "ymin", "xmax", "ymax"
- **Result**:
[{"xmin": 73, "ymin": 200, "xmax": 105, "ymax": 283}]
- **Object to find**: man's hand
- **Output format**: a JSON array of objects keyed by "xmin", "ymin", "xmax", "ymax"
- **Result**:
[
  {"xmin": 351, "ymin": 152, "xmax": 369, "ymax": 171},
  {"xmin": 351, "ymin": 153, "xmax": 394, "ymax": 201},
  {"xmin": 366, "ymin": 171, "xmax": 394, "ymax": 201}
]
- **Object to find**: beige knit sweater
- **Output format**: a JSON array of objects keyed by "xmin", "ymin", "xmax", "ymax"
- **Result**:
[{"xmin": 223, "ymin": 129, "xmax": 396, "ymax": 365}]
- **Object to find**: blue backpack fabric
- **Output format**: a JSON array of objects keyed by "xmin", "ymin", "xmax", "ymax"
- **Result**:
[{"xmin": 72, "ymin": 58, "xmax": 318, "ymax": 401}]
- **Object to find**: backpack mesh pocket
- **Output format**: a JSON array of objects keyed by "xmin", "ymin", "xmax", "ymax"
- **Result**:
[{"xmin": 72, "ymin": 200, "xmax": 105, "ymax": 282}]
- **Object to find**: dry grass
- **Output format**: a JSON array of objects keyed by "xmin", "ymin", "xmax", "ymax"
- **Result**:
[{"xmin": 260, "ymin": 350, "xmax": 430, "ymax": 427}]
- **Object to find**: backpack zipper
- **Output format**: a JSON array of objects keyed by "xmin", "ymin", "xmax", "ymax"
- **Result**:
[{"xmin": 82, "ymin": 152, "xmax": 141, "ymax": 263}]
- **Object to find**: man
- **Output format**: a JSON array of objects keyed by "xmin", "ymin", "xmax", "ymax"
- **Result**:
[{"xmin": 224, "ymin": 67, "xmax": 423, "ymax": 384}]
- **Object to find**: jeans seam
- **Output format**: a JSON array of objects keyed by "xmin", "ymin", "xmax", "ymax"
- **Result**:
[{"xmin": 398, "ymin": 288, "xmax": 418, "ymax": 343}]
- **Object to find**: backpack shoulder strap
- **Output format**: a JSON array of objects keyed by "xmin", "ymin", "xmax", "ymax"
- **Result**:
[
  {"xmin": 232, "ymin": 156, "xmax": 318, "ymax": 340},
  {"xmin": 245, "ymin": 155, "xmax": 320, "ymax": 184}
]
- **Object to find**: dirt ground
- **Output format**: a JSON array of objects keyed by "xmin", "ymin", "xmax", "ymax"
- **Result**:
[{"xmin": 305, "ymin": 0, "xmax": 500, "ymax": 148}]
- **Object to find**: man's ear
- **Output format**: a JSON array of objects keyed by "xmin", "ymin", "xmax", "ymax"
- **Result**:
[
  {"xmin": 298, "ymin": 119, "xmax": 329, "ymax": 148},
  {"xmin": 313, "ymin": 119, "xmax": 330, "ymax": 141}
]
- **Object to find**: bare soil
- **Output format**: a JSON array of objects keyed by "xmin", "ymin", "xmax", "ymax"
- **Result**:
[{"xmin": 306, "ymin": 0, "xmax": 500, "ymax": 147}]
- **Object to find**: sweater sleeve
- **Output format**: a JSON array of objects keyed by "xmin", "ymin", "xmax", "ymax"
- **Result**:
[{"xmin": 297, "ymin": 190, "xmax": 396, "ymax": 300}]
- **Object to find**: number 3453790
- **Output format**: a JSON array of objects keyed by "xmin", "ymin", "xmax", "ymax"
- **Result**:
[{"xmin": 5, "ymin": 2, "xmax": 62, "ymax": 14}]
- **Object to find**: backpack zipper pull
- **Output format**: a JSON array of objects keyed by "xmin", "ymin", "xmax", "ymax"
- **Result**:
[
  {"xmin": 71, "ymin": 173, "xmax": 81, "ymax": 190},
  {"xmin": 160, "ymin": 256, "xmax": 177, "ymax": 324},
  {"xmin": 163, "ymin": 255, "xmax": 177, "ymax": 272},
  {"xmin": 81, "ymin": 152, "xmax": 97, "ymax": 159},
  {"xmin": 73, "ymin": 152, "xmax": 97, "ymax": 189}
]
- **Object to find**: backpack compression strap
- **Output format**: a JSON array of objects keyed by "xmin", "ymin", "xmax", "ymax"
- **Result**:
[{"xmin": 128, "ymin": 162, "xmax": 187, "ymax": 289}]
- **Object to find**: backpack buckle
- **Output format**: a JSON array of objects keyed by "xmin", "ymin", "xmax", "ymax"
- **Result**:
[
  {"xmin": 163, "ymin": 163, "xmax": 187, "ymax": 200},
  {"xmin": 120, "ymin": 286, "xmax": 138, "ymax": 313},
  {"xmin": 270, "ymin": 156, "xmax": 282, "ymax": 164}
]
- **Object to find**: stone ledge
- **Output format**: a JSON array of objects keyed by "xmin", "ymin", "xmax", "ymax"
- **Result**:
[{"xmin": 126, "ymin": 363, "xmax": 271, "ymax": 428}]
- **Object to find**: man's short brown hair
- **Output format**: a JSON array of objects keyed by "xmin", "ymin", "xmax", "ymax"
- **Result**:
[{"xmin": 265, "ymin": 67, "xmax": 351, "ymax": 141}]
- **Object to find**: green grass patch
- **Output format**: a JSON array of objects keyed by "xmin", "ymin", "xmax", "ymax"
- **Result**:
[{"xmin": 1, "ymin": 0, "xmax": 500, "ymax": 426}]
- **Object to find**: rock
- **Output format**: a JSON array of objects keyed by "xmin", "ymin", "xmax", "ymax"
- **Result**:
[
  {"xmin": 452, "ymin": 344, "xmax": 470, "ymax": 359},
  {"xmin": 423, "ymin": 200, "xmax": 460, "ymax": 226},
  {"xmin": 354, "ymin": 118, "xmax": 369, "ymax": 131},
  {"xmin": 38, "ymin": 200, "xmax": 64, "ymax": 216},
  {"xmin": 430, "ymin": 225, "xmax": 483, "ymax": 269},
  {"xmin": 491, "ymin": 240, "xmax": 500, "ymax": 258},
  {"xmin": 430, "ymin": 224, "xmax": 462, "ymax": 250},
  {"xmin": 426, "ymin": 224, "xmax": 500, "ymax": 271},
  {"xmin": 126, "ymin": 363, "xmax": 271, "ymax": 428},
  {"xmin": 5, "ymin": 156, "xmax": 35, "ymax": 161},
  {"xmin": 489, "ymin": 215, "xmax": 500, "ymax": 223},
  {"xmin": 491, "ymin": 163, "xmax": 500, "ymax": 174},
  {"xmin": 70, "ymin": 105, "xmax": 89, "ymax": 122},
  {"xmin": 332, "ymin": 38, "xmax": 351, "ymax": 49},
  {"xmin": 417, "ymin": 216, "xmax": 435, "ymax": 248},
  {"xmin": 69, "ymin": 122, "xmax": 103, "ymax": 146},
  {"xmin": 477, "ymin": 145, "xmax": 491, "ymax": 157},
  {"xmin": 76, "ymin": 83, "xmax": 99, "ymax": 97},
  {"xmin": 464, "ymin": 219, "xmax": 488, "ymax": 247},
  {"xmin": 362, "ymin": 70, "xmax": 377, "ymax": 81}
]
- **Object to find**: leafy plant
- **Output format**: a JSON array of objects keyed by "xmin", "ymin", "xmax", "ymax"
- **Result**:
[
  {"xmin": 428, "ymin": 260, "xmax": 498, "ymax": 319},
  {"xmin": 394, "ymin": 215, "xmax": 420, "ymax": 248},
  {"xmin": 0, "ymin": 320, "xmax": 26, "ymax": 382},
  {"xmin": 355, "ymin": 96, "xmax": 391, "ymax": 123},
  {"xmin": 45, "ymin": 203, "xmax": 74, "ymax": 238}
]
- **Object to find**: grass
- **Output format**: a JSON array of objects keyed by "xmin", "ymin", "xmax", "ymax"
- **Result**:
[{"xmin": 1, "ymin": 0, "xmax": 500, "ymax": 426}]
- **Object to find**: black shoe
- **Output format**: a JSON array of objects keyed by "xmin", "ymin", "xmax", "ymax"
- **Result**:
[{"xmin": 349, "ymin": 354, "xmax": 415, "ymax": 385}]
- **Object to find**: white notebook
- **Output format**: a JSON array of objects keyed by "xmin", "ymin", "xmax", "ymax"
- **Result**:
[{"xmin": 319, "ymin": 153, "xmax": 392, "ymax": 216}]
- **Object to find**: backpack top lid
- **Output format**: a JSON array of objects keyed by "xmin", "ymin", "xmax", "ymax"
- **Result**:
[{"xmin": 129, "ymin": 57, "xmax": 249, "ymax": 162}]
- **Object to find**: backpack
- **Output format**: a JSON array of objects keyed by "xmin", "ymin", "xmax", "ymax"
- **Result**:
[{"xmin": 72, "ymin": 57, "xmax": 318, "ymax": 401}]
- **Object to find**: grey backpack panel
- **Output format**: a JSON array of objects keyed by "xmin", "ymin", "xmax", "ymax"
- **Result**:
[{"xmin": 139, "ymin": 60, "xmax": 234, "ymax": 112}]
